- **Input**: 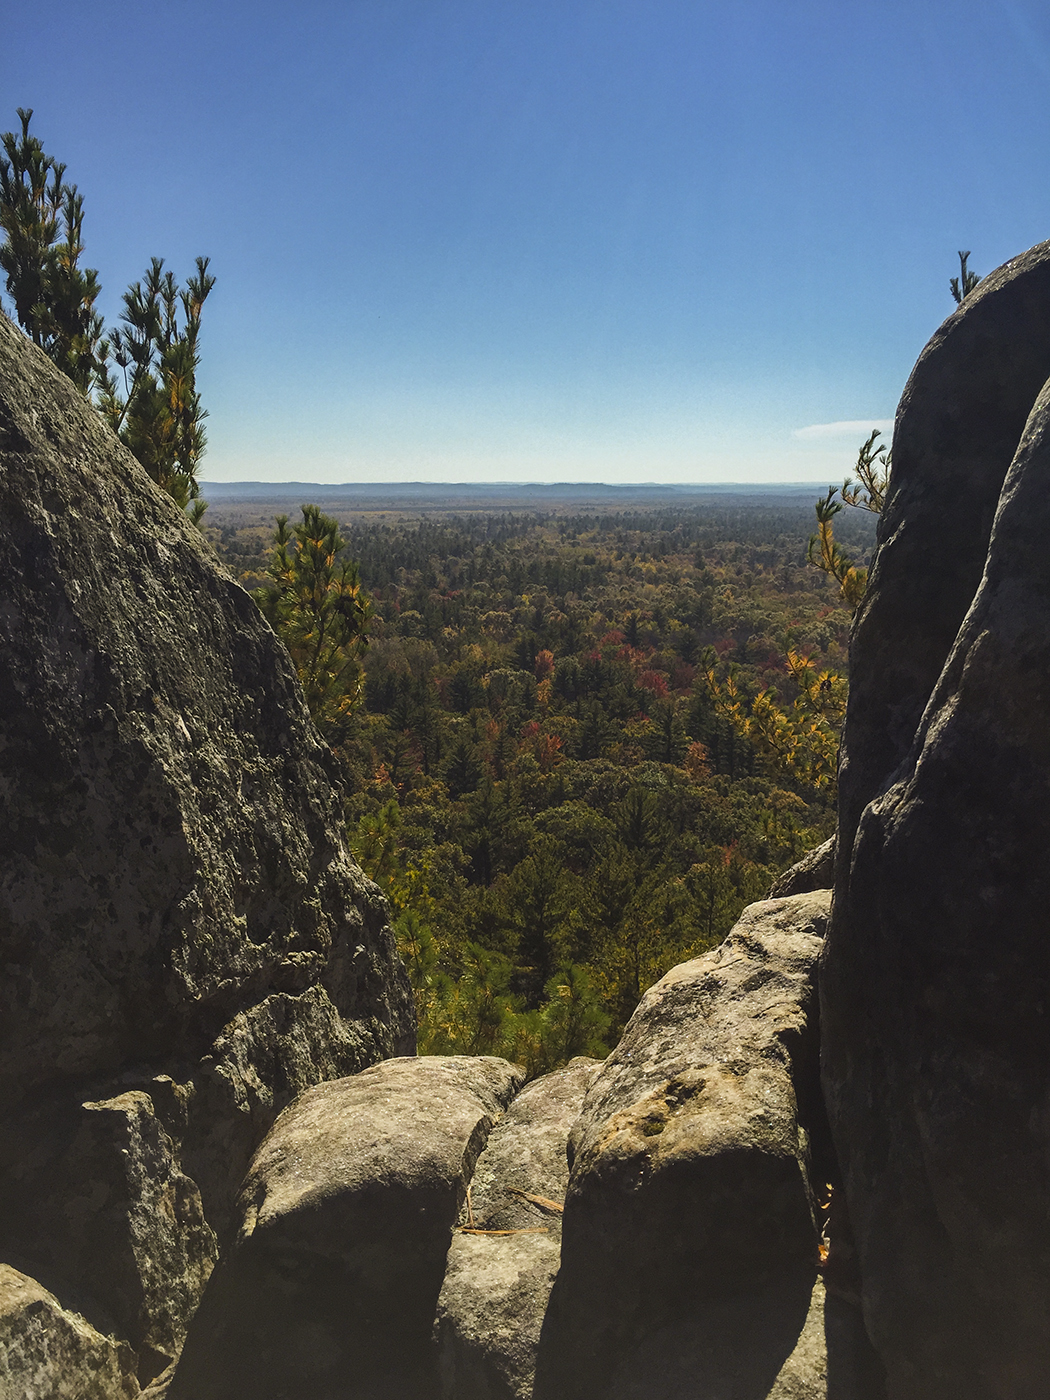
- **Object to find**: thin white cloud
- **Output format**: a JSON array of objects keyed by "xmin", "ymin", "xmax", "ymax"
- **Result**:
[{"xmin": 792, "ymin": 419, "xmax": 893, "ymax": 441}]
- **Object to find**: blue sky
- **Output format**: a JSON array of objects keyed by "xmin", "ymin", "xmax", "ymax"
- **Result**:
[{"xmin": 4, "ymin": 0, "xmax": 1050, "ymax": 483}]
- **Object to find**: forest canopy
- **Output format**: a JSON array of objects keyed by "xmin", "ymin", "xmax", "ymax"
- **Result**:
[{"xmin": 211, "ymin": 496, "xmax": 876, "ymax": 1075}]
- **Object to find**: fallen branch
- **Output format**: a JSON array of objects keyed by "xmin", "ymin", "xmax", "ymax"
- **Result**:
[
  {"xmin": 506, "ymin": 1187, "xmax": 564, "ymax": 1214},
  {"xmin": 456, "ymin": 1227, "xmax": 549, "ymax": 1236}
]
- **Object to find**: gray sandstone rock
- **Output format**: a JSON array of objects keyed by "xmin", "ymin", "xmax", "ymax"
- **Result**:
[
  {"xmin": 768, "ymin": 1277, "xmax": 827, "ymax": 1399},
  {"xmin": 0, "ymin": 1089, "xmax": 215, "ymax": 1380},
  {"xmin": 435, "ymin": 1057, "xmax": 602, "ymax": 1400},
  {"xmin": 0, "ymin": 309, "xmax": 414, "ymax": 1390},
  {"xmin": 0, "ymin": 1265, "xmax": 138, "ymax": 1400},
  {"xmin": 534, "ymin": 892, "xmax": 832, "ymax": 1400},
  {"xmin": 168, "ymin": 1055, "xmax": 525, "ymax": 1400},
  {"xmin": 836, "ymin": 238, "xmax": 1050, "ymax": 881},
  {"xmin": 175, "ymin": 981, "xmax": 392, "ymax": 1235},
  {"xmin": 0, "ymin": 305, "xmax": 414, "ymax": 1119},
  {"xmin": 768, "ymin": 837, "xmax": 835, "ymax": 898},
  {"xmin": 823, "ymin": 358, "xmax": 1050, "ymax": 1396}
]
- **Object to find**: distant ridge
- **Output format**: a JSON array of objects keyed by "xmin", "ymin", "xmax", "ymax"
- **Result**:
[{"xmin": 199, "ymin": 480, "xmax": 828, "ymax": 506}]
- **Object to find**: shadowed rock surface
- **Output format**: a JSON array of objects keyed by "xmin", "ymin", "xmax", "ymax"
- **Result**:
[
  {"xmin": 824, "ymin": 250, "xmax": 1050, "ymax": 1397},
  {"xmin": 168, "ymin": 1056, "xmax": 524, "ymax": 1400},
  {"xmin": 0, "ymin": 1090, "xmax": 215, "ymax": 1380},
  {"xmin": 435, "ymin": 1057, "xmax": 602, "ymax": 1400},
  {"xmin": 534, "ymin": 892, "xmax": 832, "ymax": 1400},
  {"xmin": 0, "ymin": 310, "xmax": 414, "ymax": 1396},
  {"xmin": 836, "ymin": 239, "xmax": 1050, "ymax": 880},
  {"xmin": 0, "ymin": 308, "xmax": 413, "ymax": 1124}
]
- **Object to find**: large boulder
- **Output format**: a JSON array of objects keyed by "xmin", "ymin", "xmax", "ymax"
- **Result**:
[
  {"xmin": 534, "ymin": 892, "xmax": 832, "ymax": 1400},
  {"xmin": 0, "ymin": 310, "xmax": 414, "ymax": 1386},
  {"xmin": 0, "ymin": 309, "xmax": 413, "ymax": 1121},
  {"xmin": 168, "ymin": 1056, "xmax": 524, "ymax": 1400},
  {"xmin": 823, "ymin": 247, "xmax": 1050, "ymax": 1397},
  {"xmin": 435, "ymin": 1057, "xmax": 602, "ymax": 1400},
  {"xmin": 836, "ymin": 239, "xmax": 1050, "ymax": 877}
]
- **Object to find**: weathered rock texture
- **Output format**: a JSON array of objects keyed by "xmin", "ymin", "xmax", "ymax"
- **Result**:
[
  {"xmin": 534, "ymin": 892, "xmax": 832, "ymax": 1400},
  {"xmin": 768, "ymin": 836, "xmax": 835, "ymax": 898},
  {"xmin": 0, "ymin": 1265, "xmax": 138, "ymax": 1400},
  {"xmin": 835, "ymin": 238, "xmax": 1050, "ymax": 876},
  {"xmin": 0, "ymin": 1089, "xmax": 216, "ymax": 1381},
  {"xmin": 0, "ymin": 307, "xmax": 413, "ymax": 1122},
  {"xmin": 767, "ymin": 1277, "xmax": 828, "ymax": 1400},
  {"xmin": 168, "ymin": 1056, "xmax": 524, "ymax": 1400},
  {"xmin": 435, "ymin": 1057, "xmax": 602, "ymax": 1400},
  {"xmin": 823, "ymin": 241, "xmax": 1050, "ymax": 1398},
  {"xmin": 0, "ymin": 310, "xmax": 414, "ymax": 1391}
]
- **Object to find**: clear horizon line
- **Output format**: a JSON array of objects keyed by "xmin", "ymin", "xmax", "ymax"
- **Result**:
[{"xmin": 199, "ymin": 477, "xmax": 838, "ymax": 488}]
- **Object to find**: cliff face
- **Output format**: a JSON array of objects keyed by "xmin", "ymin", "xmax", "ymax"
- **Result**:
[
  {"xmin": 0, "ymin": 309, "xmax": 414, "ymax": 1388},
  {"xmin": 823, "ymin": 241, "xmax": 1050, "ymax": 1399},
  {"xmin": 834, "ymin": 239, "xmax": 1050, "ymax": 875}
]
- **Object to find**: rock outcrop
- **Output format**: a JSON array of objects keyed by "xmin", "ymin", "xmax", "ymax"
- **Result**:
[
  {"xmin": 169, "ymin": 1056, "xmax": 524, "ymax": 1400},
  {"xmin": 823, "ymin": 241, "xmax": 1050, "ymax": 1398},
  {"xmin": 835, "ymin": 238, "xmax": 1050, "ymax": 877},
  {"xmin": 0, "ymin": 309, "xmax": 414, "ymax": 1395},
  {"xmin": 435, "ymin": 1057, "xmax": 602, "ymax": 1400},
  {"xmin": 0, "ymin": 1266, "xmax": 138, "ymax": 1400},
  {"xmin": 166, "ymin": 894, "xmax": 834, "ymax": 1400},
  {"xmin": 768, "ymin": 836, "xmax": 835, "ymax": 898},
  {"xmin": 534, "ymin": 892, "xmax": 832, "ymax": 1400},
  {"xmin": 0, "ymin": 1090, "xmax": 215, "ymax": 1378}
]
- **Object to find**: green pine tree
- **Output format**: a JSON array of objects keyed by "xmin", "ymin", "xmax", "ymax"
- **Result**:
[
  {"xmin": 97, "ymin": 256, "xmax": 215, "ymax": 518},
  {"xmin": 0, "ymin": 108, "xmax": 214, "ymax": 520},
  {"xmin": 0, "ymin": 108, "xmax": 105, "ymax": 393},
  {"xmin": 950, "ymin": 250, "xmax": 980, "ymax": 305},
  {"xmin": 254, "ymin": 505, "xmax": 373, "ymax": 739}
]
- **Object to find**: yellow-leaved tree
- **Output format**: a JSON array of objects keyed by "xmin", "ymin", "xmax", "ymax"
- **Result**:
[
  {"xmin": 705, "ymin": 430, "xmax": 889, "ymax": 793},
  {"xmin": 702, "ymin": 648, "xmax": 847, "ymax": 791},
  {"xmin": 806, "ymin": 427, "xmax": 889, "ymax": 612}
]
